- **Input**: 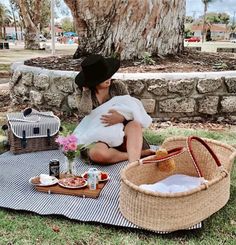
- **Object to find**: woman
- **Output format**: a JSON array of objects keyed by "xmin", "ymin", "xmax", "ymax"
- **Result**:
[{"xmin": 75, "ymin": 54, "xmax": 154, "ymax": 164}]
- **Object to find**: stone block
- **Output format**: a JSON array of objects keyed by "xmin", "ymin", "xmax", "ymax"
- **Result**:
[
  {"xmin": 124, "ymin": 80, "xmax": 145, "ymax": 95},
  {"xmin": 225, "ymin": 78, "xmax": 236, "ymax": 93},
  {"xmin": 30, "ymin": 90, "xmax": 43, "ymax": 105},
  {"xmin": 169, "ymin": 79, "xmax": 195, "ymax": 95},
  {"xmin": 198, "ymin": 96, "xmax": 219, "ymax": 115},
  {"xmin": 44, "ymin": 92, "xmax": 64, "ymax": 107},
  {"xmin": 34, "ymin": 74, "xmax": 50, "ymax": 90},
  {"xmin": 159, "ymin": 98, "xmax": 195, "ymax": 113},
  {"xmin": 68, "ymin": 94, "xmax": 78, "ymax": 109},
  {"xmin": 13, "ymin": 84, "xmax": 28, "ymax": 96},
  {"xmin": 228, "ymin": 116, "xmax": 236, "ymax": 124},
  {"xmin": 11, "ymin": 71, "xmax": 22, "ymax": 85},
  {"xmin": 53, "ymin": 76, "xmax": 74, "ymax": 93},
  {"xmin": 197, "ymin": 78, "xmax": 222, "ymax": 93},
  {"xmin": 141, "ymin": 99, "xmax": 156, "ymax": 113},
  {"xmin": 147, "ymin": 79, "xmax": 168, "ymax": 96},
  {"xmin": 22, "ymin": 72, "xmax": 33, "ymax": 86},
  {"xmin": 221, "ymin": 96, "xmax": 236, "ymax": 113}
]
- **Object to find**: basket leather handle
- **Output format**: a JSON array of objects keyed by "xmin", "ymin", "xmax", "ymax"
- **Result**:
[
  {"xmin": 140, "ymin": 147, "xmax": 186, "ymax": 164},
  {"xmin": 187, "ymin": 136, "xmax": 222, "ymax": 177}
]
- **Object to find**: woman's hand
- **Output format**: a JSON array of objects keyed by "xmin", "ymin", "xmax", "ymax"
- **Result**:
[{"xmin": 100, "ymin": 109, "xmax": 125, "ymax": 126}]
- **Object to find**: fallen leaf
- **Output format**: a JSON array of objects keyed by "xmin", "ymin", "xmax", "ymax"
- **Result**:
[{"xmin": 52, "ymin": 226, "xmax": 60, "ymax": 232}]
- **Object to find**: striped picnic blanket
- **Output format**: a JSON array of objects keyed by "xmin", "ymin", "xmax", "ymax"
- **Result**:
[{"xmin": 0, "ymin": 150, "xmax": 201, "ymax": 233}]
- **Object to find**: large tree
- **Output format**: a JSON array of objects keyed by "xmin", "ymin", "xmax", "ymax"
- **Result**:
[
  {"xmin": 64, "ymin": 0, "xmax": 186, "ymax": 60},
  {"xmin": 15, "ymin": 0, "xmax": 50, "ymax": 49}
]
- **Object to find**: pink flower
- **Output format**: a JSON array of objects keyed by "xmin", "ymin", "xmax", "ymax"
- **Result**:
[
  {"xmin": 56, "ymin": 134, "xmax": 81, "ymax": 157},
  {"xmin": 68, "ymin": 142, "xmax": 77, "ymax": 151},
  {"xmin": 63, "ymin": 145, "xmax": 69, "ymax": 152},
  {"xmin": 68, "ymin": 135, "xmax": 78, "ymax": 143},
  {"xmin": 55, "ymin": 136, "xmax": 64, "ymax": 145},
  {"xmin": 62, "ymin": 138, "xmax": 70, "ymax": 146}
]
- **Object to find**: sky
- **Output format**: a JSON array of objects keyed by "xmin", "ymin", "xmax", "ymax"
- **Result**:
[
  {"xmin": 1, "ymin": 0, "xmax": 236, "ymax": 20},
  {"xmin": 0, "ymin": 0, "xmax": 71, "ymax": 20},
  {"xmin": 186, "ymin": 0, "xmax": 236, "ymax": 19}
]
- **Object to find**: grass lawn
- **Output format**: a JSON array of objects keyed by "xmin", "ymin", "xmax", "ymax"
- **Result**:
[
  {"xmin": 0, "ymin": 64, "xmax": 11, "ymax": 72},
  {"xmin": 0, "ymin": 124, "xmax": 235, "ymax": 244}
]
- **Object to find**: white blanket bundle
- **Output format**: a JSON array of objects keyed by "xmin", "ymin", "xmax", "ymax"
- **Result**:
[
  {"xmin": 73, "ymin": 95, "xmax": 152, "ymax": 147},
  {"xmin": 139, "ymin": 174, "xmax": 208, "ymax": 194}
]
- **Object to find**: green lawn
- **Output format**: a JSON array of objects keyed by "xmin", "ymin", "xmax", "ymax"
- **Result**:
[
  {"xmin": 0, "ymin": 125, "xmax": 235, "ymax": 244},
  {"xmin": 0, "ymin": 64, "xmax": 11, "ymax": 72}
]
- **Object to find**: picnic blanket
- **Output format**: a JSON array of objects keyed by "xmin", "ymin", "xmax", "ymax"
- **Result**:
[
  {"xmin": 0, "ymin": 150, "xmax": 201, "ymax": 233},
  {"xmin": 73, "ymin": 95, "xmax": 152, "ymax": 147}
]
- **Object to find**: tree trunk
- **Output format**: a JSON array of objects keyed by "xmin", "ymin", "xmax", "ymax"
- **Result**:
[
  {"xmin": 10, "ymin": 2, "xmax": 18, "ymax": 40},
  {"xmin": 202, "ymin": 3, "xmax": 208, "ymax": 43},
  {"xmin": 64, "ymin": 0, "xmax": 186, "ymax": 60},
  {"xmin": 0, "ymin": 25, "xmax": 3, "ymax": 39},
  {"xmin": 17, "ymin": 0, "xmax": 41, "ymax": 49},
  {"xmin": 3, "ymin": 25, "xmax": 6, "ymax": 40},
  {"xmin": 24, "ymin": 25, "xmax": 40, "ymax": 49}
]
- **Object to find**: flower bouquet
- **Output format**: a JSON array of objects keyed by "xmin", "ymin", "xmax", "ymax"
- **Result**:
[{"xmin": 56, "ymin": 134, "xmax": 83, "ymax": 176}]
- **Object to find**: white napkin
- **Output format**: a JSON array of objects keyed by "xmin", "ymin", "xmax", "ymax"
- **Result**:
[
  {"xmin": 139, "ymin": 174, "xmax": 208, "ymax": 194},
  {"xmin": 39, "ymin": 174, "xmax": 56, "ymax": 185}
]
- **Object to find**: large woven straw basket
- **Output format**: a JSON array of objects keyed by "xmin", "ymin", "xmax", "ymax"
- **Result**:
[{"xmin": 120, "ymin": 136, "xmax": 236, "ymax": 232}]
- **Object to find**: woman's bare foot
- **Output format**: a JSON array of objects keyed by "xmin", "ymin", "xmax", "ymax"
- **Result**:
[{"xmin": 141, "ymin": 149, "xmax": 156, "ymax": 157}]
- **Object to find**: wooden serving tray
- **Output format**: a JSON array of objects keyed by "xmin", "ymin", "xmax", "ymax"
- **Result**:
[{"xmin": 36, "ymin": 182, "xmax": 107, "ymax": 199}]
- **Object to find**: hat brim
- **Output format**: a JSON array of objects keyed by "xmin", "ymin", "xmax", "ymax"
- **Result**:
[{"xmin": 75, "ymin": 57, "xmax": 120, "ymax": 88}]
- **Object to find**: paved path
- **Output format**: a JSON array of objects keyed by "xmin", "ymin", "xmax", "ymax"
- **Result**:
[
  {"xmin": 0, "ymin": 82, "xmax": 9, "ymax": 90},
  {"xmin": 0, "ymin": 78, "xmax": 10, "ymax": 84},
  {"xmin": 0, "ymin": 42, "xmax": 77, "ymax": 65}
]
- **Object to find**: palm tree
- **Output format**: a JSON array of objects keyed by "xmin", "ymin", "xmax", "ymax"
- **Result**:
[
  {"xmin": 201, "ymin": 0, "xmax": 216, "ymax": 42},
  {"xmin": 0, "ymin": 3, "xmax": 5, "ymax": 39},
  {"xmin": 0, "ymin": 3, "xmax": 12, "ymax": 40},
  {"xmin": 9, "ymin": 1, "xmax": 18, "ymax": 40}
]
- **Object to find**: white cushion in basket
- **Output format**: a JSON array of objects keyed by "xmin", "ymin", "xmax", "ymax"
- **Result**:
[{"xmin": 139, "ymin": 174, "xmax": 208, "ymax": 194}]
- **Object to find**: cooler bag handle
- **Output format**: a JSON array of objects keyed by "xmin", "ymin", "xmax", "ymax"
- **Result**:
[
  {"xmin": 187, "ymin": 136, "xmax": 224, "ymax": 178},
  {"xmin": 23, "ymin": 108, "xmax": 56, "ymax": 118}
]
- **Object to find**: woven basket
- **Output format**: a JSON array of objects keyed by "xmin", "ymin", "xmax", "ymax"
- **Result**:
[
  {"xmin": 8, "ymin": 128, "xmax": 59, "ymax": 154},
  {"xmin": 6, "ymin": 111, "xmax": 60, "ymax": 154},
  {"xmin": 120, "ymin": 136, "xmax": 236, "ymax": 232}
]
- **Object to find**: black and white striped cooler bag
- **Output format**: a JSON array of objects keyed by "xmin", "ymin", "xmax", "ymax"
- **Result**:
[{"xmin": 6, "ymin": 111, "xmax": 60, "ymax": 154}]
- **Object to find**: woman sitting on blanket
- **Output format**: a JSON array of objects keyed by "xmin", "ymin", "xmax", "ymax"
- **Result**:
[{"xmin": 74, "ymin": 54, "xmax": 155, "ymax": 164}]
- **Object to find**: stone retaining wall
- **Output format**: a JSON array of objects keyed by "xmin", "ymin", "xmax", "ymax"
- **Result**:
[{"xmin": 10, "ymin": 62, "xmax": 236, "ymax": 122}]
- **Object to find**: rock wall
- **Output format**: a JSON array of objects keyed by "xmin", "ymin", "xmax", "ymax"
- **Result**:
[{"xmin": 10, "ymin": 62, "xmax": 236, "ymax": 123}]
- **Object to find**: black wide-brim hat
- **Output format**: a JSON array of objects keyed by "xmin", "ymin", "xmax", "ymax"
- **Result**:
[{"xmin": 75, "ymin": 54, "xmax": 120, "ymax": 88}]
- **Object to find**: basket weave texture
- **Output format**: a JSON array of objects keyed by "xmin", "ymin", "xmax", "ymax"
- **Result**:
[
  {"xmin": 120, "ymin": 136, "xmax": 236, "ymax": 232},
  {"xmin": 8, "ymin": 129, "xmax": 59, "ymax": 154}
]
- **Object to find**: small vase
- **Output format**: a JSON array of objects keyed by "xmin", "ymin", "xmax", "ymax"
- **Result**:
[{"xmin": 64, "ymin": 156, "xmax": 76, "ymax": 177}]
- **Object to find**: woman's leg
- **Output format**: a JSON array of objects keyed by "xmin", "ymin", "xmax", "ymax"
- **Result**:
[
  {"xmin": 88, "ymin": 121, "xmax": 155, "ymax": 164},
  {"xmin": 124, "ymin": 121, "xmax": 155, "ymax": 162},
  {"xmin": 124, "ymin": 121, "xmax": 143, "ymax": 162},
  {"xmin": 88, "ymin": 142, "xmax": 129, "ymax": 164}
]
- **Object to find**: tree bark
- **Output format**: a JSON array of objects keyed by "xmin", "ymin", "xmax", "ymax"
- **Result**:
[
  {"xmin": 64, "ymin": 0, "xmax": 186, "ymax": 60},
  {"xmin": 0, "ymin": 26, "xmax": 2, "ymax": 39},
  {"xmin": 9, "ymin": 2, "xmax": 18, "ymax": 40},
  {"xmin": 17, "ymin": 0, "xmax": 41, "ymax": 49},
  {"xmin": 202, "ymin": 2, "xmax": 208, "ymax": 43}
]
